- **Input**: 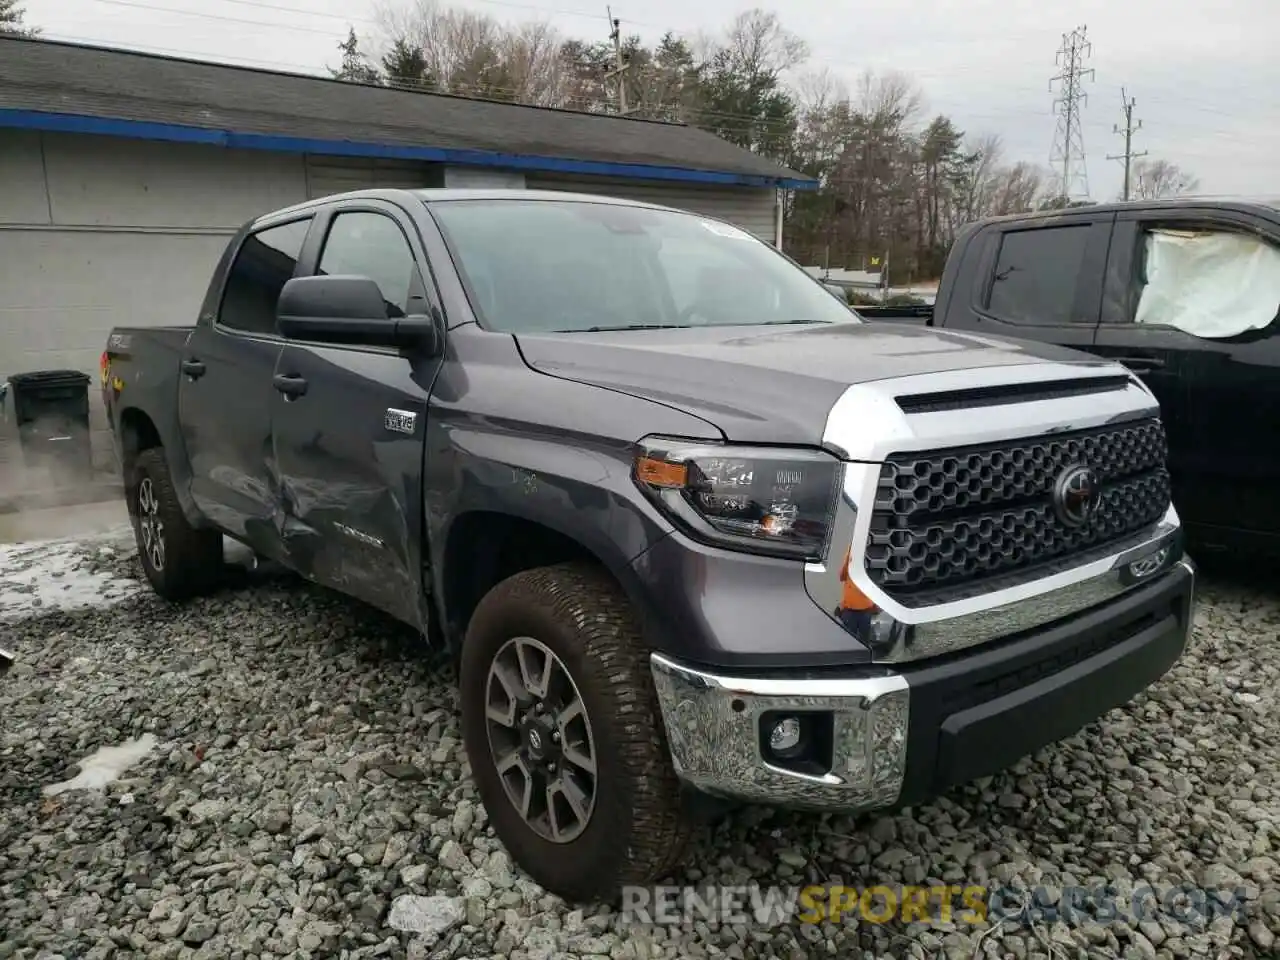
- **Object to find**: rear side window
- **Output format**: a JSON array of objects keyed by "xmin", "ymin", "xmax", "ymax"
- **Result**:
[
  {"xmin": 218, "ymin": 219, "xmax": 311, "ymax": 335},
  {"xmin": 316, "ymin": 212, "xmax": 418, "ymax": 318},
  {"xmin": 1133, "ymin": 227, "xmax": 1280, "ymax": 338},
  {"xmin": 986, "ymin": 225, "xmax": 1090, "ymax": 325}
]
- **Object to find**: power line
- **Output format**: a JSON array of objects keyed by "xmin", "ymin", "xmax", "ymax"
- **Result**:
[
  {"xmin": 89, "ymin": 0, "xmax": 337, "ymax": 35},
  {"xmin": 1106, "ymin": 88, "xmax": 1147, "ymax": 202},
  {"xmin": 1048, "ymin": 24, "xmax": 1094, "ymax": 202}
]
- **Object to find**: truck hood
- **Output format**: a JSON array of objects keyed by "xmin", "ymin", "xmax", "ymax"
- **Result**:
[{"xmin": 515, "ymin": 321, "xmax": 1110, "ymax": 445}]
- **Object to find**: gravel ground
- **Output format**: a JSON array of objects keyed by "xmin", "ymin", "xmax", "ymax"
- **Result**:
[{"xmin": 1, "ymin": 531, "xmax": 1277, "ymax": 960}]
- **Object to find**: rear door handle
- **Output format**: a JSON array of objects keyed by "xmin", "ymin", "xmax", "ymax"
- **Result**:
[
  {"xmin": 273, "ymin": 373, "xmax": 308, "ymax": 399},
  {"xmin": 181, "ymin": 359, "xmax": 206, "ymax": 379}
]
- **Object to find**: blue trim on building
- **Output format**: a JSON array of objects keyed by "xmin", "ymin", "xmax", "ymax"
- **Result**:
[{"xmin": 0, "ymin": 108, "xmax": 818, "ymax": 190}]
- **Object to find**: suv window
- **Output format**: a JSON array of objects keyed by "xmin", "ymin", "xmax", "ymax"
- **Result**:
[
  {"xmin": 317, "ymin": 212, "xmax": 418, "ymax": 318},
  {"xmin": 986, "ymin": 224, "xmax": 1091, "ymax": 325},
  {"xmin": 218, "ymin": 218, "xmax": 311, "ymax": 335}
]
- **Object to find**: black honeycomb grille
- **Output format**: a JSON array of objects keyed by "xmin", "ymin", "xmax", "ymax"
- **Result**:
[{"xmin": 864, "ymin": 419, "xmax": 1170, "ymax": 605}]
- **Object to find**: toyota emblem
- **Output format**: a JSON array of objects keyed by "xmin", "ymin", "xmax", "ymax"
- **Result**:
[{"xmin": 1053, "ymin": 464, "xmax": 1101, "ymax": 527}]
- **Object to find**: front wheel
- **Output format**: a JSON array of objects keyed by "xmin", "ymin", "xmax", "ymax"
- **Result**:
[
  {"xmin": 459, "ymin": 562, "xmax": 694, "ymax": 903},
  {"xmin": 128, "ymin": 448, "xmax": 223, "ymax": 601}
]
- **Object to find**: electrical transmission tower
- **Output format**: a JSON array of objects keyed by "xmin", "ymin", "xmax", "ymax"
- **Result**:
[
  {"xmin": 1048, "ymin": 25, "xmax": 1095, "ymax": 203},
  {"xmin": 1106, "ymin": 88, "xmax": 1147, "ymax": 201}
]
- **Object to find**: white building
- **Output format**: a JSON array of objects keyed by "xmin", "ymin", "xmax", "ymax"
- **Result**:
[{"xmin": 0, "ymin": 36, "xmax": 814, "ymax": 494}]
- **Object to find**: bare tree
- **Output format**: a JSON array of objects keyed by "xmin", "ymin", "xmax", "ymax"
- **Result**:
[
  {"xmin": 853, "ymin": 69, "xmax": 924, "ymax": 129},
  {"xmin": 1131, "ymin": 158, "xmax": 1201, "ymax": 200},
  {"xmin": 496, "ymin": 20, "xmax": 573, "ymax": 106},
  {"xmin": 958, "ymin": 133, "xmax": 1002, "ymax": 222},
  {"xmin": 371, "ymin": 0, "xmax": 570, "ymax": 104},
  {"xmin": 986, "ymin": 162, "xmax": 1048, "ymax": 215},
  {"xmin": 721, "ymin": 8, "xmax": 808, "ymax": 79},
  {"xmin": 793, "ymin": 67, "xmax": 847, "ymax": 115}
]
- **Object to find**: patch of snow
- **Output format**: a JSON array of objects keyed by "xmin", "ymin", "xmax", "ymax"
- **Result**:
[
  {"xmin": 0, "ymin": 527, "xmax": 143, "ymax": 621},
  {"xmin": 43, "ymin": 733, "xmax": 159, "ymax": 796}
]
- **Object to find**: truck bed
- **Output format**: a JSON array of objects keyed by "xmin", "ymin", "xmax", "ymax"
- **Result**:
[
  {"xmin": 106, "ymin": 325, "xmax": 195, "ymax": 358},
  {"xmin": 102, "ymin": 326, "xmax": 194, "ymax": 430}
]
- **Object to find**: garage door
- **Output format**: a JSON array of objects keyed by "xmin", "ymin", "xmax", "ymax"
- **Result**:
[
  {"xmin": 0, "ymin": 228, "xmax": 232, "ymax": 479},
  {"xmin": 523, "ymin": 173, "xmax": 779, "ymax": 244},
  {"xmin": 305, "ymin": 157, "xmax": 434, "ymax": 199}
]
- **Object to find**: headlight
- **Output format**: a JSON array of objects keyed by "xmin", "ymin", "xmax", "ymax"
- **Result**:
[{"xmin": 632, "ymin": 436, "xmax": 843, "ymax": 560}]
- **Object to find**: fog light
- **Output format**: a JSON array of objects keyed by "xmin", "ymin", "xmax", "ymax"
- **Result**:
[
  {"xmin": 1127, "ymin": 545, "xmax": 1170, "ymax": 581},
  {"xmin": 769, "ymin": 716, "xmax": 803, "ymax": 755}
]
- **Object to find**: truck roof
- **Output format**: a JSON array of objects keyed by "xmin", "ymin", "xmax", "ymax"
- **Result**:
[
  {"xmin": 984, "ymin": 195, "xmax": 1280, "ymax": 226},
  {"xmin": 249, "ymin": 188, "xmax": 685, "ymax": 230}
]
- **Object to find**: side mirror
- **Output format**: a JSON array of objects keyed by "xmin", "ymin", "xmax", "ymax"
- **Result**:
[{"xmin": 276, "ymin": 276, "xmax": 444, "ymax": 356}]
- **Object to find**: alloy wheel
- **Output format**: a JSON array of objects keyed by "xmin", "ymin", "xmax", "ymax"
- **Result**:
[
  {"xmin": 484, "ymin": 636, "xmax": 598, "ymax": 843},
  {"xmin": 137, "ymin": 477, "xmax": 165, "ymax": 572}
]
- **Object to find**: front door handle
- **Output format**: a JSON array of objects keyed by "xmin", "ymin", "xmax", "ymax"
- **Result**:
[
  {"xmin": 1112, "ymin": 355, "xmax": 1166, "ymax": 371},
  {"xmin": 181, "ymin": 358, "xmax": 206, "ymax": 379},
  {"xmin": 273, "ymin": 373, "xmax": 308, "ymax": 399}
]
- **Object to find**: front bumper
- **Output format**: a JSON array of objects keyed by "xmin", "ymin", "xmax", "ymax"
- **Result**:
[{"xmin": 650, "ymin": 556, "xmax": 1194, "ymax": 811}]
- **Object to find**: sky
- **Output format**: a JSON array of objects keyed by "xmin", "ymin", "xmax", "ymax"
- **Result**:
[{"xmin": 21, "ymin": 0, "xmax": 1280, "ymax": 200}]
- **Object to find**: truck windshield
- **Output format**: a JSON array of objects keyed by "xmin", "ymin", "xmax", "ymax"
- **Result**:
[{"xmin": 428, "ymin": 198, "xmax": 859, "ymax": 333}]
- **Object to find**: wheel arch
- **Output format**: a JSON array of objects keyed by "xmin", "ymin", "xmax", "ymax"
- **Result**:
[
  {"xmin": 115, "ymin": 404, "xmax": 206, "ymax": 528},
  {"xmin": 432, "ymin": 507, "xmax": 663, "ymax": 651}
]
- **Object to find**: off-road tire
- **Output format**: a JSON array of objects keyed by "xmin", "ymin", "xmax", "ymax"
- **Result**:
[
  {"xmin": 459, "ymin": 561, "xmax": 695, "ymax": 903},
  {"xmin": 128, "ymin": 448, "xmax": 223, "ymax": 601}
]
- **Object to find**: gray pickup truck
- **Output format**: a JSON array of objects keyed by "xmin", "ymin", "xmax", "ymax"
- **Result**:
[{"xmin": 102, "ymin": 189, "xmax": 1194, "ymax": 903}]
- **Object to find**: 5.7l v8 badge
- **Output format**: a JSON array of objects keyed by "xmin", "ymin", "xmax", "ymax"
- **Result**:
[{"xmin": 384, "ymin": 408, "xmax": 418, "ymax": 435}]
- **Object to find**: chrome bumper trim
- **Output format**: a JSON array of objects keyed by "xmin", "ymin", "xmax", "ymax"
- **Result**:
[
  {"xmin": 851, "ymin": 511, "xmax": 1181, "ymax": 663},
  {"xmin": 649, "ymin": 653, "xmax": 910, "ymax": 811}
]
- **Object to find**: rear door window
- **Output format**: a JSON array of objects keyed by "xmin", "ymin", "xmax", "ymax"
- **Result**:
[
  {"xmin": 1134, "ymin": 227, "xmax": 1280, "ymax": 338},
  {"xmin": 985, "ymin": 225, "xmax": 1091, "ymax": 326},
  {"xmin": 217, "ymin": 219, "xmax": 311, "ymax": 336}
]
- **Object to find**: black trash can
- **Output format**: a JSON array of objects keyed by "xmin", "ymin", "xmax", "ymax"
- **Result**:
[{"xmin": 7, "ymin": 369, "xmax": 94, "ymax": 483}]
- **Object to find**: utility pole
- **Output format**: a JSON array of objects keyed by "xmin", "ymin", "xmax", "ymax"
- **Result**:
[
  {"xmin": 1048, "ymin": 25, "xmax": 1095, "ymax": 204},
  {"xmin": 1106, "ymin": 88, "xmax": 1147, "ymax": 201},
  {"xmin": 604, "ymin": 8, "xmax": 633, "ymax": 116}
]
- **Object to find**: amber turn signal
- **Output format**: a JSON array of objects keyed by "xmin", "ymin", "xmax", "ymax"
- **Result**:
[{"xmin": 635, "ymin": 455, "xmax": 688, "ymax": 489}]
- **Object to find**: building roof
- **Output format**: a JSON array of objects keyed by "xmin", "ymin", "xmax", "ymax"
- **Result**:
[{"xmin": 0, "ymin": 36, "xmax": 815, "ymax": 190}]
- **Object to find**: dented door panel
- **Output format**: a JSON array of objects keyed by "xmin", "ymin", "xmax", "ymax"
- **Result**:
[{"xmin": 269, "ymin": 342, "xmax": 439, "ymax": 626}]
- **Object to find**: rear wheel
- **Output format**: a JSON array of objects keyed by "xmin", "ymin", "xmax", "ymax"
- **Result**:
[
  {"xmin": 459, "ymin": 562, "xmax": 694, "ymax": 903},
  {"xmin": 128, "ymin": 448, "xmax": 223, "ymax": 600}
]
